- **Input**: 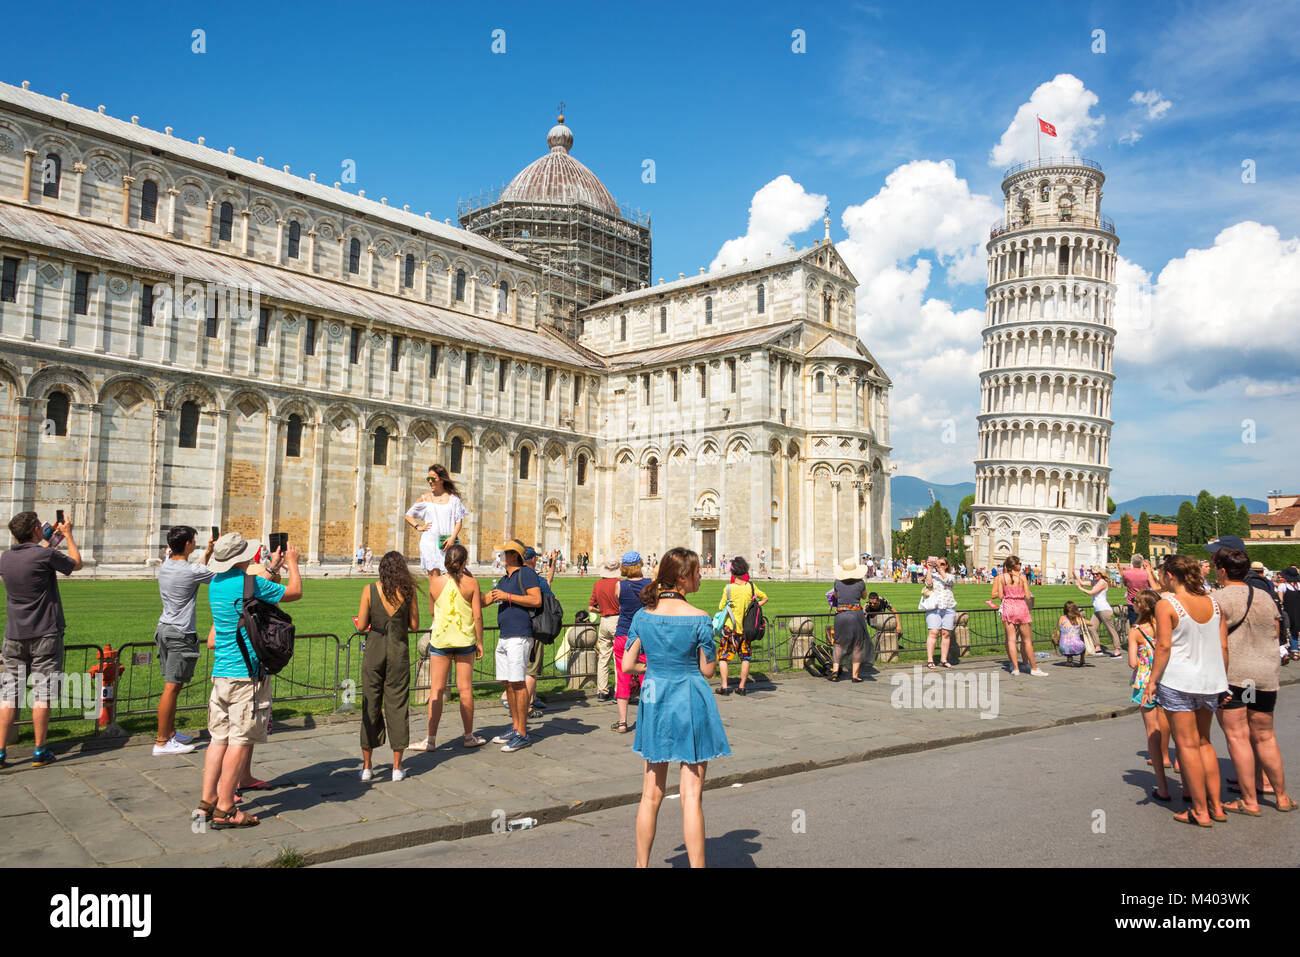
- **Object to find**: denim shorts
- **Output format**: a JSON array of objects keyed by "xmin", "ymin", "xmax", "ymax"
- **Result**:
[
  {"xmin": 430, "ymin": 643, "xmax": 476, "ymax": 658},
  {"xmin": 925, "ymin": 608, "xmax": 956, "ymax": 631},
  {"xmin": 1156, "ymin": 682, "xmax": 1221, "ymax": 713}
]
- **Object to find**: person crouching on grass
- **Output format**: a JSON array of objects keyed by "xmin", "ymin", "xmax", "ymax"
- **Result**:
[
  {"xmin": 196, "ymin": 533, "xmax": 301, "ymax": 829},
  {"xmin": 356, "ymin": 551, "xmax": 418, "ymax": 782},
  {"xmin": 1057, "ymin": 601, "xmax": 1088, "ymax": 667},
  {"xmin": 152, "ymin": 525, "xmax": 215, "ymax": 756}
]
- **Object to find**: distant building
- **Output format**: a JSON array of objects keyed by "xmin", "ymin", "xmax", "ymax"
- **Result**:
[
  {"xmin": 1107, "ymin": 516, "xmax": 1177, "ymax": 559},
  {"xmin": 1249, "ymin": 495, "xmax": 1300, "ymax": 540}
]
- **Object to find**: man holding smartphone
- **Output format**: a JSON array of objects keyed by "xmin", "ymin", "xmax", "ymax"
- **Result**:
[
  {"xmin": 153, "ymin": 526, "xmax": 215, "ymax": 756},
  {"xmin": 0, "ymin": 510, "xmax": 82, "ymax": 768}
]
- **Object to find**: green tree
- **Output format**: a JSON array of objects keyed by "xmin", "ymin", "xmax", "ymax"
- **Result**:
[
  {"xmin": 1236, "ymin": 504, "xmax": 1252, "ymax": 538},
  {"xmin": 1214, "ymin": 495, "xmax": 1237, "ymax": 540},
  {"xmin": 1119, "ymin": 514, "xmax": 1134, "ymax": 561},
  {"xmin": 1194, "ymin": 490, "xmax": 1216, "ymax": 544},
  {"xmin": 1135, "ymin": 511, "xmax": 1151, "ymax": 558},
  {"xmin": 1107, "ymin": 496, "xmax": 1117, "ymax": 516},
  {"xmin": 1176, "ymin": 501, "xmax": 1197, "ymax": 552}
]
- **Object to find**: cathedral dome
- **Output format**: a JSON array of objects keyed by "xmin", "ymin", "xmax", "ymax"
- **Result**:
[{"xmin": 499, "ymin": 115, "xmax": 619, "ymax": 216}]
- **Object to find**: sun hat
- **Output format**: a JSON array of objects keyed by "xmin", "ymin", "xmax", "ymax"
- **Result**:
[
  {"xmin": 209, "ymin": 532, "xmax": 261, "ymax": 573},
  {"xmin": 621, "ymin": 550, "xmax": 642, "ymax": 565},
  {"xmin": 837, "ymin": 556, "xmax": 869, "ymax": 580},
  {"xmin": 1250, "ymin": 560, "xmax": 1266, "ymax": 573},
  {"xmin": 602, "ymin": 556, "xmax": 621, "ymax": 573},
  {"xmin": 499, "ymin": 538, "xmax": 527, "ymax": 560}
]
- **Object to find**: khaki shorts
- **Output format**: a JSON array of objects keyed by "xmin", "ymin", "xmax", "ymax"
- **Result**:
[
  {"xmin": 208, "ymin": 676, "xmax": 272, "ymax": 746},
  {"xmin": 1, "ymin": 633, "xmax": 64, "ymax": 705},
  {"xmin": 526, "ymin": 635, "xmax": 546, "ymax": 678}
]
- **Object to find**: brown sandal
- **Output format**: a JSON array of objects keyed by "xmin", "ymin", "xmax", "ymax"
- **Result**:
[
  {"xmin": 193, "ymin": 798, "xmax": 216, "ymax": 821},
  {"xmin": 211, "ymin": 806, "xmax": 260, "ymax": 829}
]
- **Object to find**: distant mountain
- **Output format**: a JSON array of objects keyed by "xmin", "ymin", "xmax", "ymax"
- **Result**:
[
  {"xmin": 1110, "ymin": 495, "xmax": 1266, "ymax": 520},
  {"xmin": 891, "ymin": 476, "xmax": 974, "ymax": 529}
]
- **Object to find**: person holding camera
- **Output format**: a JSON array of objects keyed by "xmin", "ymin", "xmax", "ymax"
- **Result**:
[
  {"xmin": 153, "ymin": 525, "xmax": 215, "ymax": 756},
  {"xmin": 0, "ymin": 510, "xmax": 82, "ymax": 769},
  {"xmin": 922, "ymin": 557, "xmax": 958, "ymax": 670}
]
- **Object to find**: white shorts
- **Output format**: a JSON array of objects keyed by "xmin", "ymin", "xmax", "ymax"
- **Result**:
[
  {"xmin": 925, "ymin": 608, "xmax": 956, "ymax": 631},
  {"xmin": 495, "ymin": 636, "xmax": 533, "ymax": 683}
]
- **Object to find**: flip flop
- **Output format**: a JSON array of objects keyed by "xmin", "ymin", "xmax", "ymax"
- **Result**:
[
  {"xmin": 1150, "ymin": 789, "xmax": 1172, "ymax": 802},
  {"xmin": 237, "ymin": 779, "xmax": 273, "ymax": 791},
  {"xmin": 1172, "ymin": 811, "xmax": 1213, "ymax": 828},
  {"xmin": 406, "ymin": 738, "xmax": 432, "ymax": 752},
  {"xmin": 1221, "ymin": 800, "xmax": 1261, "ymax": 817},
  {"xmin": 462, "ymin": 735, "xmax": 486, "ymax": 748},
  {"xmin": 1276, "ymin": 797, "xmax": 1299, "ymax": 812}
]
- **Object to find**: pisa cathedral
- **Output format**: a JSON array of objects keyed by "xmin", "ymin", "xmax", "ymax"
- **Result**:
[
  {"xmin": 0, "ymin": 81, "xmax": 893, "ymax": 572},
  {"xmin": 970, "ymin": 157, "xmax": 1117, "ymax": 576}
]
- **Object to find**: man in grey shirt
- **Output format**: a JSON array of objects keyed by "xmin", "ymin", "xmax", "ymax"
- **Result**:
[
  {"xmin": 153, "ymin": 525, "xmax": 215, "ymax": 756},
  {"xmin": 0, "ymin": 510, "xmax": 82, "ymax": 768}
]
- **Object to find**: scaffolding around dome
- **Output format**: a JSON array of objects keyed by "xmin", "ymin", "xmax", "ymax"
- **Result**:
[{"xmin": 458, "ymin": 116, "xmax": 652, "ymax": 339}]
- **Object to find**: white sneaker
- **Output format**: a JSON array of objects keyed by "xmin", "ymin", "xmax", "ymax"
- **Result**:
[
  {"xmin": 490, "ymin": 732, "xmax": 513, "ymax": 744},
  {"xmin": 152, "ymin": 738, "xmax": 196, "ymax": 756},
  {"xmin": 360, "ymin": 768, "xmax": 373, "ymax": 782},
  {"xmin": 171, "ymin": 731, "xmax": 194, "ymax": 745},
  {"xmin": 392, "ymin": 768, "xmax": 407, "ymax": 782},
  {"xmin": 1029, "ymin": 669, "xmax": 1049, "ymax": 677}
]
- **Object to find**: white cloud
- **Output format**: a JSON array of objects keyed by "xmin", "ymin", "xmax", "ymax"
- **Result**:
[
  {"xmin": 1115, "ymin": 222, "xmax": 1300, "ymax": 386},
  {"xmin": 709, "ymin": 175, "xmax": 826, "ymax": 271},
  {"xmin": 1119, "ymin": 130, "xmax": 1142, "ymax": 146},
  {"xmin": 989, "ymin": 74, "xmax": 1104, "ymax": 167},
  {"xmin": 1130, "ymin": 89, "xmax": 1172, "ymax": 121}
]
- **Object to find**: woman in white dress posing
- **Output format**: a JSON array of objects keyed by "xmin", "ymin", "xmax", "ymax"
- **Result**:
[{"xmin": 405, "ymin": 464, "xmax": 468, "ymax": 617}]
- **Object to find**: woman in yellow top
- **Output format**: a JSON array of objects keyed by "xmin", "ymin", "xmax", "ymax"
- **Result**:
[
  {"xmin": 409, "ymin": 543, "xmax": 486, "ymax": 751},
  {"xmin": 716, "ymin": 556, "xmax": 767, "ymax": 696}
]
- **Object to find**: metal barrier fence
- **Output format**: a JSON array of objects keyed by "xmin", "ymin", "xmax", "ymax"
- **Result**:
[{"xmin": 11, "ymin": 606, "xmax": 1128, "ymax": 735}]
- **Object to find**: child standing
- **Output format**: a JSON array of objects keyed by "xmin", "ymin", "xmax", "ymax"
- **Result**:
[
  {"xmin": 1128, "ymin": 588, "xmax": 1174, "ymax": 801},
  {"xmin": 1058, "ymin": 601, "xmax": 1088, "ymax": 667}
]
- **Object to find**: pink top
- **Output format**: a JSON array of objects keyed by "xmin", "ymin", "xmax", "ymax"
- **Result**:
[{"xmin": 1121, "ymin": 568, "xmax": 1151, "ymax": 604}]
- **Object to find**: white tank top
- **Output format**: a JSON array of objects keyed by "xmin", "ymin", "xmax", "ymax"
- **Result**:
[{"xmin": 1160, "ymin": 595, "xmax": 1227, "ymax": 695}]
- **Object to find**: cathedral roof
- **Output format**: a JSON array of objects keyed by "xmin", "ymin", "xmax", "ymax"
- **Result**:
[
  {"xmin": 605, "ymin": 322, "xmax": 803, "ymax": 370},
  {"xmin": 0, "ymin": 203, "xmax": 592, "ymax": 367},
  {"xmin": 805, "ymin": 335, "xmax": 865, "ymax": 362},
  {"xmin": 498, "ymin": 115, "xmax": 620, "ymax": 216}
]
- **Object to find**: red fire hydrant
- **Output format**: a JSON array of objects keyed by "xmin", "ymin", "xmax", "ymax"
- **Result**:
[{"xmin": 88, "ymin": 645, "xmax": 123, "ymax": 731}]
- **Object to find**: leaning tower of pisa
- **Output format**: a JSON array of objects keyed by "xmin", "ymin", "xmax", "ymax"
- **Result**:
[{"xmin": 970, "ymin": 157, "xmax": 1117, "ymax": 580}]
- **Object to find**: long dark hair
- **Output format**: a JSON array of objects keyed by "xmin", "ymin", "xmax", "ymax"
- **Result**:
[
  {"xmin": 730, "ymin": 555, "xmax": 749, "ymax": 579},
  {"xmin": 444, "ymin": 542, "xmax": 469, "ymax": 584},
  {"xmin": 378, "ymin": 550, "xmax": 418, "ymax": 607},
  {"xmin": 640, "ymin": 547, "xmax": 701, "ymax": 608},
  {"xmin": 428, "ymin": 463, "xmax": 459, "ymax": 497}
]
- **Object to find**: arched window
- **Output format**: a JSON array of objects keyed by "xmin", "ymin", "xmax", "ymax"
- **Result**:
[
  {"xmin": 704, "ymin": 296, "xmax": 712, "ymax": 324},
  {"xmin": 140, "ymin": 180, "xmax": 158, "ymax": 223},
  {"xmin": 287, "ymin": 220, "xmax": 301, "ymax": 259},
  {"xmin": 619, "ymin": 314, "xmax": 627, "ymax": 341},
  {"xmin": 1040, "ymin": 183, "xmax": 1050, "ymax": 203},
  {"xmin": 348, "ymin": 238, "xmax": 361, "ymax": 274},
  {"xmin": 178, "ymin": 400, "xmax": 199, "ymax": 449},
  {"xmin": 816, "ymin": 371, "xmax": 825, "ymax": 393},
  {"xmin": 218, "ymin": 202, "xmax": 233, "ymax": 242},
  {"xmin": 647, "ymin": 457, "xmax": 659, "ymax": 496},
  {"xmin": 660, "ymin": 306, "xmax": 667, "ymax": 333},
  {"xmin": 42, "ymin": 153, "xmax": 61, "ymax": 198},
  {"xmin": 518, "ymin": 445, "xmax": 531, "ymax": 480},
  {"xmin": 497, "ymin": 280, "xmax": 509, "ymax": 313},
  {"xmin": 454, "ymin": 268, "xmax": 466, "ymax": 301},
  {"xmin": 404, "ymin": 254, "xmax": 416, "ymax": 288},
  {"xmin": 577, "ymin": 453, "xmax": 588, "ymax": 486},
  {"xmin": 45, "ymin": 390, "xmax": 69, "ymax": 437},
  {"xmin": 450, "ymin": 436, "xmax": 464, "ymax": 473},
  {"xmin": 757, "ymin": 283, "xmax": 765, "ymax": 314},
  {"xmin": 286, "ymin": 414, "xmax": 303, "ymax": 458},
  {"xmin": 823, "ymin": 292, "xmax": 832, "ymax": 323},
  {"xmin": 373, "ymin": 426, "xmax": 389, "ymax": 466}
]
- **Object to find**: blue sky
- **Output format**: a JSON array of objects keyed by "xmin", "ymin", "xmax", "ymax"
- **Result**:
[{"xmin": 4, "ymin": 0, "xmax": 1298, "ymax": 498}]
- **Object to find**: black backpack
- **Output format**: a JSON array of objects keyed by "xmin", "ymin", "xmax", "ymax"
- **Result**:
[
  {"xmin": 741, "ymin": 583, "xmax": 766, "ymax": 643},
  {"xmin": 235, "ymin": 573, "xmax": 296, "ymax": 678},
  {"xmin": 530, "ymin": 589, "xmax": 565, "ymax": 644}
]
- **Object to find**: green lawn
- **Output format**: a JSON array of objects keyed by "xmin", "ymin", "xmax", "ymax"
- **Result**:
[{"xmin": 1, "ymin": 574, "xmax": 1127, "ymax": 744}]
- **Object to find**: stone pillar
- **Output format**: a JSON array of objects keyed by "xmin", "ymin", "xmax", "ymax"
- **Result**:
[
  {"xmin": 204, "ymin": 199, "xmax": 216, "ymax": 246},
  {"xmin": 21, "ymin": 149, "xmax": 36, "ymax": 203},
  {"xmin": 165, "ymin": 188, "xmax": 179, "ymax": 236},
  {"xmin": 76, "ymin": 402, "xmax": 102, "ymax": 565},
  {"xmin": 352, "ymin": 427, "xmax": 368, "ymax": 561},
  {"xmin": 240, "ymin": 209, "xmax": 251, "ymax": 255},
  {"xmin": 275, "ymin": 219, "xmax": 286, "ymax": 264},
  {"xmin": 120, "ymin": 175, "xmax": 135, "ymax": 226},
  {"xmin": 393, "ymin": 252, "xmax": 403, "ymax": 294},
  {"xmin": 851, "ymin": 480, "xmax": 862, "ymax": 561},
  {"xmin": 1011, "ymin": 529, "xmax": 1021, "ymax": 558},
  {"xmin": 446, "ymin": 267, "xmax": 455, "ymax": 308},
  {"xmin": 306, "ymin": 418, "xmax": 324, "ymax": 567},
  {"xmin": 503, "ymin": 448, "xmax": 516, "ymax": 539},
  {"xmin": 209, "ymin": 409, "xmax": 229, "ymax": 532},
  {"xmin": 262, "ymin": 415, "xmax": 283, "ymax": 538},
  {"xmin": 1040, "ymin": 532, "xmax": 1049, "ymax": 580},
  {"xmin": 830, "ymin": 479, "xmax": 841, "ymax": 569},
  {"xmin": 1068, "ymin": 534, "xmax": 1078, "ymax": 583},
  {"xmin": 306, "ymin": 229, "xmax": 317, "ymax": 273},
  {"xmin": 366, "ymin": 245, "xmax": 376, "ymax": 286},
  {"xmin": 391, "ymin": 434, "xmax": 410, "ymax": 553},
  {"xmin": 146, "ymin": 407, "xmax": 167, "ymax": 565},
  {"xmin": 338, "ymin": 236, "xmax": 347, "ymax": 279},
  {"xmin": 71, "ymin": 163, "xmax": 87, "ymax": 216}
]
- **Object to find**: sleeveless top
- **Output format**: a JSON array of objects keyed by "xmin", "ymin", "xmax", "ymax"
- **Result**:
[
  {"xmin": 369, "ymin": 583, "xmax": 410, "ymax": 644},
  {"xmin": 431, "ymin": 578, "xmax": 476, "ymax": 649},
  {"xmin": 1130, "ymin": 624, "xmax": 1155, "ymax": 701},
  {"xmin": 1160, "ymin": 595, "xmax": 1227, "ymax": 695}
]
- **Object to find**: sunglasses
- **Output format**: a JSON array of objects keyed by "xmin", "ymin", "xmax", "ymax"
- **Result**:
[{"xmin": 427, "ymin": 477, "xmax": 438, "ymax": 484}]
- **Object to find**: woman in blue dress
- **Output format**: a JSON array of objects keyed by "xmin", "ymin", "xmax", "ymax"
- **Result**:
[{"xmin": 622, "ymin": 547, "xmax": 731, "ymax": 867}]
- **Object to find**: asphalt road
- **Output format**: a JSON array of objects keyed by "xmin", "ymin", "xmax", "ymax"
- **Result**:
[{"xmin": 326, "ymin": 694, "xmax": 1300, "ymax": 868}]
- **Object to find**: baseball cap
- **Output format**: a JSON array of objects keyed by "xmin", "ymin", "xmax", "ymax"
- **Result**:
[
  {"xmin": 621, "ymin": 550, "xmax": 642, "ymax": 565},
  {"xmin": 523, "ymin": 546, "xmax": 539, "ymax": 561},
  {"xmin": 1204, "ymin": 535, "xmax": 1246, "ymax": 554},
  {"xmin": 1250, "ymin": 560, "xmax": 1266, "ymax": 573}
]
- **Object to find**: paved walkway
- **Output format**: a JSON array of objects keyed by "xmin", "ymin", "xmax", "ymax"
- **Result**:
[{"xmin": 3, "ymin": 658, "xmax": 1292, "ymax": 867}]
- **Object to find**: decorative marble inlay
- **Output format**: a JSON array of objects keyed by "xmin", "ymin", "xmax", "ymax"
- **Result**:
[
  {"xmin": 108, "ymin": 276, "xmax": 129, "ymax": 296},
  {"xmin": 0, "ymin": 133, "xmax": 14, "ymax": 154},
  {"xmin": 40, "ymin": 264, "xmax": 61, "ymax": 285},
  {"xmin": 92, "ymin": 158, "xmax": 116, "ymax": 182}
]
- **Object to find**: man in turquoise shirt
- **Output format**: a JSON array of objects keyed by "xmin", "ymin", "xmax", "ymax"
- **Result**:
[{"xmin": 198, "ymin": 533, "xmax": 301, "ymax": 829}]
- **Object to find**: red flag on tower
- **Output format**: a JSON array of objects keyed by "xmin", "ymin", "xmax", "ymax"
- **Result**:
[{"xmin": 1038, "ymin": 117, "xmax": 1058, "ymax": 137}]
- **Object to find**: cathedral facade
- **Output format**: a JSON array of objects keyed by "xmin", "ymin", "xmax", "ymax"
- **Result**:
[{"xmin": 0, "ymin": 81, "xmax": 892, "ymax": 573}]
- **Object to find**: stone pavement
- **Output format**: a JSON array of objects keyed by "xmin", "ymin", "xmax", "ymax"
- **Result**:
[{"xmin": 3, "ymin": 657, "xmax": 1293, "ymax": 867}]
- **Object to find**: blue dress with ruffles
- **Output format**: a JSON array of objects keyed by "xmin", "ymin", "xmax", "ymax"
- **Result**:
[{"xmin": 627, "ymin": 609, "xmax": 732, "ymax": 764}]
